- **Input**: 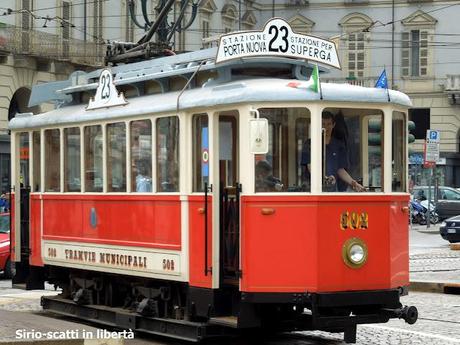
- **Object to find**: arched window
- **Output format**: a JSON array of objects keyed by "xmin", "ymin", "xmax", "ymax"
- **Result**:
[
  {"xmin": 288, "ymin": 14, "xmax": 314, "ymax": 35},
  {"xmin": 339, "ymin": 13, "xmax": 373, "ymax": 79},
  {"xmin": 221, "ymin": 4, "xmax": 237, "ymax": 33},
  {"xmin": 199, "ymin": 0, "xmax": 217, "ymax": 48},
  {"xmin": 401, "ymin": 10, "xmax": 437, "ymax": 78}
]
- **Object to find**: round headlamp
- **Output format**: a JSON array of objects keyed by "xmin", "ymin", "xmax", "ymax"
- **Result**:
[{"xmin": 342, "ymin": 238, "xmax": 368, "ymax": 268}]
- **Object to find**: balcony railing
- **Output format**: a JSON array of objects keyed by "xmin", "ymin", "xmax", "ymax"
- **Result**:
[
  {"xmin": 445, "ymin": 75, "xmax": 460, "ymax": 91},
  {"xmin": 286, "ymin": 0, "xmax": 309, "ymax": 7},
  {"xmin": 0, "ymin": 26, "xmax": 105, "ymax": 67},
  {"xmin": 445, "ymin": 75, "xmax": 460, "ymax": 105}
]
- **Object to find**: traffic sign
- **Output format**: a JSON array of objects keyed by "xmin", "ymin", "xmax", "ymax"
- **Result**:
[
  {"xmin": 423, "ymin": 129, "xmax": 440, "ymax": 165},
  {"xmin": 427, "ymin": 130, "xmax": 440, "ymax": 143}
]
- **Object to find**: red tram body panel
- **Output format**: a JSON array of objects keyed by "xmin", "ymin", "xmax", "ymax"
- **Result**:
[
  {"xmin": 40, "ymin": 195, "xmax": 181, "ymax": 249},
  {"xmin": 30, "ymin": 194, "xmax": 43, "ymax": 266},
  {"xmin": 188, "ymin": 195, "xmax": 213, "ymax": 288},
  {"xmin": 241, "ymin": 195, "xmax": 409, "ymax": 293}
]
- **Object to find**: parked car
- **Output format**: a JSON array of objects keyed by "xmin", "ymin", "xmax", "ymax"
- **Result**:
[
  {"xmin": 412, "ymin": 186, "xmax": 460, "ymax": 220},
  {"xmin": 0, "ymin": 213, "xmax": 11, "ymax": 278},
  {"xmin": 439, "ymin": 215, "xmax": 460, "ymax": 243}
]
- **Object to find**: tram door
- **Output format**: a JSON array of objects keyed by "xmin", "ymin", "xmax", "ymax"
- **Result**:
[{"xmin": 218, "ymin": 114, "xmax": 240, "ymax": 286}]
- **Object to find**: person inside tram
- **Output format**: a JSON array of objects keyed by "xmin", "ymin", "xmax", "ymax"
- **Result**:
[
  {"xmin": 135, "ymin": 160, "xmax": 152, "ymax": 192},
  {"xmin": 255, "ymin": 159, "xmax": 283, "ymax": 192},
  {"xmin": 301, "ymin": 111, "xmax": 366, "ymax": 192}
]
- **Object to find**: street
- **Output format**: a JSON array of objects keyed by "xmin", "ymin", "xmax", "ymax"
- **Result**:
[{"xmin": 0, "ymin": 228, "xmax": 459, "ymax": 345}]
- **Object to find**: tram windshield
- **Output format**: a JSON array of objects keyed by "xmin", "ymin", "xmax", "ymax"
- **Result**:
[
  {"xmin": 253, "ymin": 106, "xmax": 406, "ymax": 193},
  {"xmin": 255, "ymin": 107, "xmax": 311, "ymax": 193},
  {"xmin": 320, "ymin": 108, "xmax": 383, "ymax": 193}
]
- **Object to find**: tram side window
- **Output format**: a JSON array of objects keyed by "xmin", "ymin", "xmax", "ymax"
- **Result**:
[
  {"xmin": 255, "ymin": 108, "xmax": 311, "ymax": 193},
  {"xmin": 157, "ymin": 117, "xmax": 179, "ymax": 192},
  {"xmin": 84, "ymin": 125, "xmax": 103, "ymax": 192},
  {"xmin": 44, "ymin": 129, "xmax": 60, "ymax": 192},
  {"xmin": 107, "ymin": 123, "xmax": 126, "ymax": 192},
  {"xmin": 131, "ymin": 120, "xmax": 152, "ymax": 193},
  {"xmin": 64, "ymin": 128, "xmax": 81, "ymax": 192},
  {"xmin": 18, "ymin": 132, "xmax": 30, "ymax": 188},
  {"xmin": 32, "ymin": 131, "xmax": 40, "ymax": 192},
  {"xmin": 321, "ymin": 108, "xmax": 383, "ymax": 192},
  {"xmin": 193, "ymin": 114, "xmax": 209, "ymax": 192},
  {"xmin": 392, "ymin": 112, "xmax": 406, "ymax": 192}
]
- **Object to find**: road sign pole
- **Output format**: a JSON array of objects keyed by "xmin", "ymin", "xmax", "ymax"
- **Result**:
[
  {"xmin": 427, "ymin": 167, "xmax": 433, "ymax": 229},
  {"xmin": 423, "ymin": 129, "xmax": 440, "ymax": 229}
]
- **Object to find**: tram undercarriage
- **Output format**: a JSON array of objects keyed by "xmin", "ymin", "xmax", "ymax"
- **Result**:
[{"xmin": 41, "ymin": 267, "xmax": 417, "ymax": 343}]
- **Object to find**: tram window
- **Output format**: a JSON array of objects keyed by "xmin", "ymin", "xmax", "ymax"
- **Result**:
[
  {"xmin": 84, "ymin": 125, "xmax": 103, "ymax": 192},
  {"xmin": 193, "ymin": 114, "xmax": 209, "ymax": 192},
  {"xmin": 255, "ymin": 108, "xmax": 311, "ymax": 193},
  {"xmin": 321, "ymin": 108, "xmax": 384, "ymax": 192},
  {"xmin": 107, "ymin": 123, "xmax": 126, "ymax": 192},
  {"xmin": 157, "ymin": 117, "xmax": 179, "ymax": 192},
  {"xmin": 131, "ymin": 120, "xmax": 152, "ymax": 193},
  {"xmin": 18, "ymin": 132, "xmax": 30, "ymax": 188},
  {"xmin": 44, "ymin": 129, "xmax": 60, "ymax": 192},
  {"xmin": 218, "ymin": 114, "xmax": 237, "ymax": 188},
  {"xmin": 32, "ymin": 131, "xmax": 40, "ymax": 192},
  {"xmin": 392, "ymin": 112, "xmax": 406, "ymax": 192},
  {"xmin": 64, "ymin": 128, "xmax": 81, "ymax": 192}
]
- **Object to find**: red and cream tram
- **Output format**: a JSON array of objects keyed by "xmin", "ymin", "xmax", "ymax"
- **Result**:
[{"xmin": 9, "ymin": 19, "xmax": 417, "ymax": 343}]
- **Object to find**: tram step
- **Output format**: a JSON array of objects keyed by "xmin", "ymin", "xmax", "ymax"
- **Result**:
[{"xmin": 209, "ymin": 316, "xmax": 238, "ymax": 328}]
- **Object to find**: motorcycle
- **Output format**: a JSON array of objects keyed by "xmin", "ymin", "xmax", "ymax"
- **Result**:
[
  {"xmin": 410, "ymin": 199, "xmax": 427, "ymax": 225},
  {"xmin": 419, "ymin": 199, "xmax": 439, "ymax": 224}
]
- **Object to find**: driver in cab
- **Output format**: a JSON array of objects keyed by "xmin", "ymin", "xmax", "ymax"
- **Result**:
[{"xmin": 302, "ymin": 112, "xmax": 366, "ymax": 192}]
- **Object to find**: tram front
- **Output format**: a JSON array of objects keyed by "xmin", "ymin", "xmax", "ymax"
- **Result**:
[{"xmin": 238, "ymin": 98, "xmax": 417, "ymax": 342}]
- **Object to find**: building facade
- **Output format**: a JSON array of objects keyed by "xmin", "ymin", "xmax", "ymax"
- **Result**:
[{"xmin": 1, "ymin": 0, "xmax": 459, "ymax": 189}]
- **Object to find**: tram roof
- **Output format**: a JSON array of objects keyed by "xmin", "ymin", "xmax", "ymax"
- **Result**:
[{"xmin": 11, "ymin": 76, "xmax": 411, "ymax": 130}]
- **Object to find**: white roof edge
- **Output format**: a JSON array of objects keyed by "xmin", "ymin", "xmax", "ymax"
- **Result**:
[{"xmin": 11, "ymin": 79, "xmax": 411, "ymax": 130}]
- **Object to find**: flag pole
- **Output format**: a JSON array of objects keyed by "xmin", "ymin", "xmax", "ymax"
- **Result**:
[
  {"xmin": 318, "ymin": 65, "xmax": 323, "ymax": 100},
  {"xmin": 384, "ymin": 65, "xmax": 391, "ymax": 102}
]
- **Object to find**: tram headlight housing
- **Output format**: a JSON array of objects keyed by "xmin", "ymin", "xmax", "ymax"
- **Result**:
[{"xmin": 342, "ymin": 238, "xmax": 368, "ymax": 268}]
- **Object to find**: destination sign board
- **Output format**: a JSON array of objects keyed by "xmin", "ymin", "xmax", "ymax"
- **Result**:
[{"xmin": 216, "ymin": 18, "xmax": 341, "ymax": 69}]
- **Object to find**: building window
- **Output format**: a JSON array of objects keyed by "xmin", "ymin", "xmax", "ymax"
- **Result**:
[
  {"xmin": 93, "ymin": 0, "xmax": 103, "ymax": 56},
  {"xmin": 347, "ymin": 33, "xmax": 365, "ymax": 78},
  {"xmin": 202, "ymin": 19, "xmax": 210, "ymax": 48},
  {"xmin": 62, "ymin": 1, "xmax": 71, "ymax": 58},
  {"xmin": 125, "ymin": 1, "xmax": 134, "ymax": 42},
  {"xmin": 21, "ymin": 0, "xmax": 32, "ymax": 52},
  {"xmin": 409, "ymin": 108, "xmax": 430, "ymax": 139},
  {"xmin": 402, "ymin": 30, "xmax": 428, "ymax": 77}
]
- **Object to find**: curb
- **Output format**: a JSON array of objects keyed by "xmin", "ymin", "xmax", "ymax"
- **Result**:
[
  {"xmin": 416, "ymin": 230, "xmax": 439, "ymax": 234},
  {"xmin": 410, "ymin": 281, "xmax": 460, "ymax": 294},
  {"xmin": 450, "ymin": 243, "xmax": 460, "ymax": 250}
]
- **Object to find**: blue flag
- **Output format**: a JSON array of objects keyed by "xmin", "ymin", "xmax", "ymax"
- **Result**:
[{"xmin": 375, "ymin": 69, "xmax": 388, "ymax": 89}]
